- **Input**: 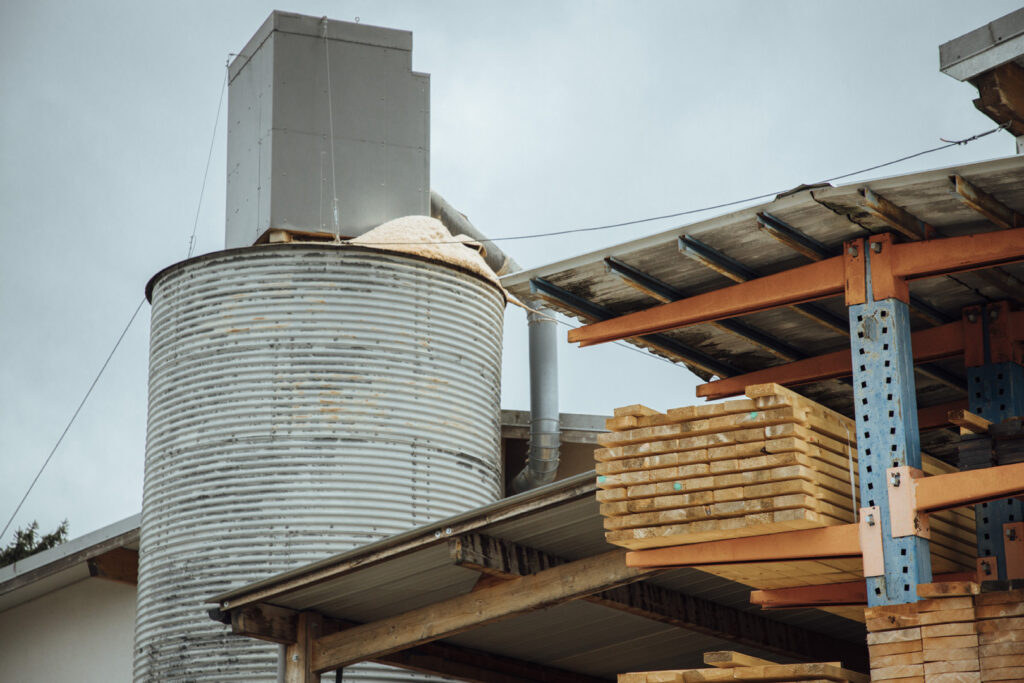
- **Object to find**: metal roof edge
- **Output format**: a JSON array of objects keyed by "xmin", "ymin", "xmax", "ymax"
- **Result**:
[
  {"xmin": 940, "ymin": 7, "xmax": 1024, "ymax": 82},
  {"xmin": 212, "ymin": 472, "xmax": 598, "ymax": 609},
  {"xmin": 0, "ymin": 513, "xmax": 140, "ymax": 598},
  {"xmin": 500, "ymin": 154, "xmax": 1024, "ymax": 290}
]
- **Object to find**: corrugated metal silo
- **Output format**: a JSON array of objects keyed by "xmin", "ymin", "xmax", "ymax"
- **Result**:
[{"xmin": 134, "ymin": 244, "xmax": 504, "ymax": 681}]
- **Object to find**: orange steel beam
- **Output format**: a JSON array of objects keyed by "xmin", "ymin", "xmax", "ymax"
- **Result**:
[
  {"xmin": 918, "ymin": 400, "xmax": 970, "ymax": 431},
  {"xmin": 914, "ymin": 462, "xmax": 1024, "ymax": 512},
  {"xmin": 567, "ymin": 256, "xmax": 845, "ymax": 347},
  {"xmin": 891, "ymin": 225, "xmax": 1024, "ymax": 282},
  {"xmin": 569, "ymin": 226, "xmax": 1024, "ymax": 348},
  {"xmin": 624, "ymin": 524, "xmax": 861, "ymax": 569},
  {"xmin": 749, "ymin": 572, "xmax": 974, "ymax": 609},
  {"xmin": 696, "ymin": 319, "xmax": 969, "ymax": 400}
]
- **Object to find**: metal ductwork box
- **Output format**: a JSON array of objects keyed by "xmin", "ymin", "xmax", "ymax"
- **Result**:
[{"xmin": 226, "ymin": 11, "xmax": 430, "ymax": 248}]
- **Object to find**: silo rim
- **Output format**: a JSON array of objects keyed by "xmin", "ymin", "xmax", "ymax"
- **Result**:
[{"xmin": 145, "ymin": 243, "xmax": 508, "ymax": 303}]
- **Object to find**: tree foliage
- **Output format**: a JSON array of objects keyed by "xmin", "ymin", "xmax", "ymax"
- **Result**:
[{"xmin": 0, "ymin": 520, "xmax": 69, "ymax": 568}]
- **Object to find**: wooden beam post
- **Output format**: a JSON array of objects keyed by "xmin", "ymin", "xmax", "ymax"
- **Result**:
[
  {"xmin": 309, "ymin": 550, "xmax": 651, "ymax": 673},
  {"xmin": 285, "ymin": 611, "xmax": 324, "ymax": 683}
]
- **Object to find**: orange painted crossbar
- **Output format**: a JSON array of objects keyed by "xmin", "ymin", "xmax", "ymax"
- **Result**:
[
  {"xmin": 569, "ymin": 226, "xmax": 1024, "ymax": 347},
  {"xmin": 749, "ymin": 571, "xmax": 974, "ymax": 609},
  {"xmin": 624, "ymin": 524, "xmax": 861, "ymax": 568},
  {"xmin": 696, "ymin": 319, "xmax": 968, "ymax": 400},
  {"xmin": 915, "ymin": 462, "xmax": 1024, "ymax": 512}
]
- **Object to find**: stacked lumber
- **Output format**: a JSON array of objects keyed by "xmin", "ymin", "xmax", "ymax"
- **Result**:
[
  {"xmin": 618, "ymin": 650, "xmax": 867, "ymax": 683},
  {"xmin": 865, "ymin": 590, "xmax": 979, "ymax": 682},
  {"xmin": 865, "ymin": 582, "xmax": 1024, "ymax": 682},
  {"xmin": 597, "ymin": 384, "xmax": 976, "ymax": 574},
  {"xmin": 974, "ymin": 589, "xmax": 1024, "ymax": 681}
]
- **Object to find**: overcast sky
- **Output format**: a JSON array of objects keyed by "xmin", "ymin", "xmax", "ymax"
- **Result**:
[{"xmin": 2, "ymin": 1, "xmax": 1020, "ymax": 545}]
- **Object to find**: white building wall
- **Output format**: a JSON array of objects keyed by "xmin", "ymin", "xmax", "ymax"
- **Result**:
[{"xmin": 0, "ymin": 578, "xmax": 135, "ymax": 682}]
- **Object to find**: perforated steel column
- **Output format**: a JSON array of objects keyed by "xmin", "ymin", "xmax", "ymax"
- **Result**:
[
  {"xmin": 849, "ymin": 248, "xmax": 932, "ymax": 606},
  {"xmin": 967, "ymin": 304, "xmax": 1024, "ymax": 580}
]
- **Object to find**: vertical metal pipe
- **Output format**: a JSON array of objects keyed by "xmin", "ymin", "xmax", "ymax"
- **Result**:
[{"xmin": 513, "ymin": 305, "xmax": 561, "ymax": 492}]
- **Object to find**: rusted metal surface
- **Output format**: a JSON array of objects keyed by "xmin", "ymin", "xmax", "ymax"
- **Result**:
[{"xmin": 137, "ymin": 245, "xmax": 505, "ymax": 682}]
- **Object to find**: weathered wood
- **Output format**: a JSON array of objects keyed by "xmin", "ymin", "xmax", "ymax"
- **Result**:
[
  {"xmin": 971, "ymin": 62, "xmax": 1024, "ymax": 136},
  {"xmin": 309, "ymin": 549, "xmax": 651, "ymax": 673},
  {"xmin": 701, "ymin": 650, "xmax": 776, "ymax": 669},
  {"xmin": 231, "ymin": 603, "xmax": 299, "ymax": 644},
  {"xmin": 285, "ymin": 611, "xmax": 323, "ymax": 683},
  {"xmin": 451, "ymin": 533, "xmax": 868, "ymax": 670},
  {"xmin": 229, "ymin": 602, "xmax": 608, "ymax": 683},
  {"xmin": 87, "ymin": 547, "xmax": 138, "ymax": 585},
  {"xmin": 948, "ymin": 409, "xmax": 993, "ymax": 435}
]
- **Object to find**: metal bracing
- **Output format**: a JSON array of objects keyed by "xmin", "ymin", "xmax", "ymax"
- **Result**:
[
  {"xmin": 604, "ymin": 256, "xmax": 806, "ymax": 361},
  {"xmin": 677, "ymin": 234, "xmax": 850, "ymax": 334},
  {"xmin": 529, "ymin": 277, "xmax": 740, "ymax": 378},
  {"xmin": 848, "ymin": 238, "xmax": 932, "ymax": 605},
  {"xmin": 965, "ymin": 302, "xmax": 1024, "ymax": 580}
]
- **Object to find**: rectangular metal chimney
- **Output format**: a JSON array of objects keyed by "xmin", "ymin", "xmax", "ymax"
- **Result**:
[{"xmin": 226, "ymin": 11, "xmax": 430, "ymax": 248}]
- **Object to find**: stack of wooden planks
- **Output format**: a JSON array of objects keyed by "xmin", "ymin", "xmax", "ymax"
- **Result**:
[
  {"xmin": 865, "ymin": 582, "xmax": 1024, "ymax": 682},
  {"xmin": 597, "ymin": 383, "xmax": 975, "ymax": 567},
  {"xmin": 618, "ymin": 650, "xmax": 867, "ymax": 683}
]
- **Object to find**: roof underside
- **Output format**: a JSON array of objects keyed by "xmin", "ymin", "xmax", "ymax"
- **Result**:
[
  {"xmin": 216, "ymin": 474, "xmax": 865, "ymax": 679},
  {"xmin": 502, "ymin": 155, "xmax": 1024, "ymax": 464}
]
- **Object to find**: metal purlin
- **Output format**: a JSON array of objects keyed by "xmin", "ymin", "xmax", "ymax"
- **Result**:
[
  {"xmin": 848, "ymin": 243, "xmax": 933, "ymax": 606},
  {"xmin": 967, "ymin": 304, "xmax": 1024, "ymax": 581}
]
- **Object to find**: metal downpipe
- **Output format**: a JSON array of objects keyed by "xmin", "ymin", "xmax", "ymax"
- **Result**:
[
  {"xmin": 512, "ymin": 306, "xmax": 561, "ymax": 492},
  {"xmin": 430, "ymin": 191, "xmax": 520, "ymax": 276},
  {"xmin": 429, "ymin": 191, "xmax": 560, "ymax": 492}
]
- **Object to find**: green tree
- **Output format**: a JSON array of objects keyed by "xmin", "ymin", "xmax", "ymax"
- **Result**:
[{"xmin": 0, "ymin": 520, "xmax": 69, "ymax": 567}]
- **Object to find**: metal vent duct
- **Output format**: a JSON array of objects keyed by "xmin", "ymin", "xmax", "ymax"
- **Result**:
[
  {"xmin": 135, "ymin": 246, "xmax": 504, "ymax": 681},
  {"xmin": 226, "ymin": 12, "xmax": 430, "ymax": 248}
]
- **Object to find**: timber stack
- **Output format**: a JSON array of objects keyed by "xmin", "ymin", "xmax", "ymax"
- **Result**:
[
  {"xmin": 618, "ymin": 650, "xmax": 867, "ymax": 682},
  {"xmin": 865, "ymin": 582, "xmax": 1024, "ymax": 682},
  {"xmin": 596, "ymin": 384, "xmax": 976, "ymax": 588}
]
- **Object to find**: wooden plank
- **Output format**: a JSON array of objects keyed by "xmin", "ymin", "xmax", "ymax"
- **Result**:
[
  {"xmin": 702, "ymin": 651, "xmax": 777, "ymax": 669},
  {"xmin": 948, "ymin": 409, "xmax": 992, "ymax": 435},
  {"xmin": 924, "ymin": 659, "xmax": 981, "ymax": 674},
  {"xmin": 917, "ymin": 581, "xmax": 981, "ymax": 598},
  {"xmin": 613, "ymin": 404, "xmax": 662, "ymax": 418}
]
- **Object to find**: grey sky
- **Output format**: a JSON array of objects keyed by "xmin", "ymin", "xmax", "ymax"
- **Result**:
[{"xmin": 1, "ymin": 0, "xmax": 1020, "ymax": 543}]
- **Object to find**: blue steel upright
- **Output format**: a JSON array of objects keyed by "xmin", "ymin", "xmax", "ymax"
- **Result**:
[
  {"xmin": 968, "ymin": 305, "xmax": 1024, "ymax": 580},
  {"xmin": 849, "ymin": 246, "xmax": 932, "ymax": 606}
]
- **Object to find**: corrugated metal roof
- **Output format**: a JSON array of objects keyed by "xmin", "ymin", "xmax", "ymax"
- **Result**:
[
  {"xmin": 214, "ymin": 474, "xmax": 864, "ymax": 679},
  {"xmin": 501, "ymin": 155, "xmax": 1024, "ymax": 463}
]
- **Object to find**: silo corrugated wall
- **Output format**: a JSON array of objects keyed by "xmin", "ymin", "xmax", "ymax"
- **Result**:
[{"xmin": 135, "ymin": 245, "xmax": 504, "ymax": 681}]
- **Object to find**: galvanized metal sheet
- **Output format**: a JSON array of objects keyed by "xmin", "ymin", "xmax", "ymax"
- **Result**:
[{"xmin": 136, "ymin": 245, "xmax": 504, "ymax": 681}]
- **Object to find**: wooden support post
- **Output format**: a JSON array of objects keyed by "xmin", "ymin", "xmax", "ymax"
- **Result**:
[{"xmin": 285, "ymin": 611, "xmax": 324, "ymax": 683}]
